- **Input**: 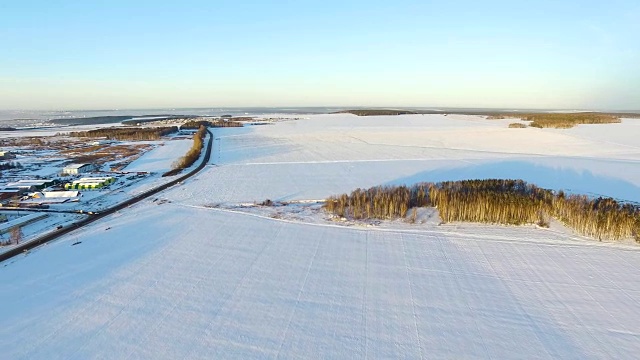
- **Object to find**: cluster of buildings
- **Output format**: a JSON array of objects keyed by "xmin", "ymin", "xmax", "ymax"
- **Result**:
[{"xmin": 0, "ymin": 162, "xmax": 119, "ymax": 206}]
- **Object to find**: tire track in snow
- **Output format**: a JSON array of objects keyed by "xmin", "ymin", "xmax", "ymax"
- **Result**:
[
  {"xmin": 274, "ymin": 232, "xmax": 321, "ymax": 359},
  {"xmin": 400, "ymin": 232, "xmax": 425, "ymax": 360},
  {"xmin": 182, "ymin": 222, "xmax": 283, "ymax": 359},
  {"xmin": 173, "ymin": 202, "xmax": 640, "ymax": 252},
  {"xmin": 11, "ymin": 211, "xmax": 198, "ymax": 359}
]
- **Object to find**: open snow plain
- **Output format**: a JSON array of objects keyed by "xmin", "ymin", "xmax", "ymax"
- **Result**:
[{"xmin": 2, "ymin": 114, "xmax": 640, "ymax": 359}]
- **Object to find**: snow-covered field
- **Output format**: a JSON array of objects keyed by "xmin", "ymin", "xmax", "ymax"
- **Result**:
[
  {"xmin": 124, "ymin": 138, "xmax": 192, "ymax": 173},
  {"xmin": 181, "ymin": 114, "xmax": 640, "ymax": 204},
  {"xmin": 1, "ymin": 114, "xmax": 640, "ymax": 359}
]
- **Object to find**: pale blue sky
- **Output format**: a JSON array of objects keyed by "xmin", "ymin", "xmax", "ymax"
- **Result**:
[{"xmin": 1, "ymin": 0, "xmax": 638, "ymax": 110}]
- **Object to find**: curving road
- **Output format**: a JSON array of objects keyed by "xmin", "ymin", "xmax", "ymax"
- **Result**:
[{"xmin": 0, "ymin": 128, "xmax": 214, "ymax": 263}]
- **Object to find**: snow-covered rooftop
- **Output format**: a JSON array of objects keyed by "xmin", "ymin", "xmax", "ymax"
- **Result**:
[{"xmin": 63, "ymin": 163, "xmax": 92, "ymax": 169}]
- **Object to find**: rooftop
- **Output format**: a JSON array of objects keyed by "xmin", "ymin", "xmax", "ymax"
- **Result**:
[{"xmin": 63, "ymin": 163, "xmax": 93, "ymax": 169}]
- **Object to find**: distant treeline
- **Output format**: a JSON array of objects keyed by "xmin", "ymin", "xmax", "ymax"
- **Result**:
[
  {"xmin": 0, "ymin": 162, "xmax": 22, "ymax": 170},
  {"xmin": 336, "ymin": 109, "xmax": 418, "ymax": 116},
  {"xmin": 325, "ymin": 179, "xmax": 640, "ymax": 242},
  {"xmin": 52, "ymin": 115, "xmax": 185, "ymax": 126},
  {"xmin": 333, "ymin": 109, "xmax": 640, "ymax": 121},
  {"xmin": 164, "ymin": 125, "xmax": 207, "ymax": 176},
  {"xmin": 180, "ymin": 120, "xmax": 243, "ymax": 129},
  {"xmin": 526, "ymin": 113, "xmax": 620, "ymax": 128},
  {"xmin": 488, "ymin": 113, "xmax": 623, "ymax": 128},
  {"xmin": 121, "ymin": 115, "xmax": 198, "ymax": 126},
  {"xmin": 69, "ymin": 127, "xmax": 178, "ymax": 141}
]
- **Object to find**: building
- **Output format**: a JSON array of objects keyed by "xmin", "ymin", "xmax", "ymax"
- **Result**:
[
  {"xmin": 0, "ymin": 151, "xmax": 16, "ymax": 160},
  {"xmin": 65, "ymin": 177, "xmax": 115, "ymax": 190},
  {"xmin": 0, "ymin": 189, "xmax": 22, "ymax": 201},
  {"xmin": 62, "ymin": 163, "xmax": 97, "ymax": 175},
  {"xmin": 22, "ymin": 190, "xmax": 80, "ymax": 205},
  {"xmin": 31, "ymin": 190, "xmax": 79, "ymax": 198},
  {"xmin": 7, "ymin": 179, "xmax": 54, "ymax": 190}
]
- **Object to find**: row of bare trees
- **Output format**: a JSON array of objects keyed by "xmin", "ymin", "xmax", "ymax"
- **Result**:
[
  {"xmin": 168, "ymin": 125, "xmax": 207, "ymax": 173},
  {"xmin": 325, "ymin": 179, "xmax": 640, "ymax": 242}
]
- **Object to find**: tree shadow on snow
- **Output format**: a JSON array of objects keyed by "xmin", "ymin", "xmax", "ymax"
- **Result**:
[{"xmin": 386, "ymin": 160, "xmax": 640, "ymax": 203}]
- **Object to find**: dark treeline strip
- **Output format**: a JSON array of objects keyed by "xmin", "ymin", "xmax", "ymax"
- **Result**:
[
  {"xmin": 334, "ymin": 109, "xmax": 640, "ymax": 119},
  {"xmin": 336, "ymin": 109, "xmax": 418, "ymax": 116},
  {"xmin": 325, "ymin": 179, "xmax": 640, "ymax": 242},
  {"xmin": 525, "ymin": 113, "xmax": 620, "ymax": 128},
  {"xmin": 69, "ymin": 126, "xmax": 178, "ymax": 141},
  {"xmin": 163, "ymin": 125, "xmax": 207, "ymax": 176},
  {"xmin": 180, "ymin": 120, "xmax": 243, "ymax": 129},
  {"xmin": 0, "ymin": 162, "xmax": 22, "ymax": 170},
  {"xmin": 489, "ymin": 113, "xmax": 622, "ymax": 128},
  {"xmin": 121, "ymin": 115, "xmax": 197, "ymax": 126}
]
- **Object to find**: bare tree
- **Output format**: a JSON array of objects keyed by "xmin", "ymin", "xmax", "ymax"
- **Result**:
[{"xmin": 10, "ymin": 227, "xmax": 22, "ymax": 245}]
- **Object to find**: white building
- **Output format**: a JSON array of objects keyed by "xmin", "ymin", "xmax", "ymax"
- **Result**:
[
  {"xmin": 62, "ymin": 163, "xmax": 96, "ymax": 175},
  {"xmin": 0, "ymin": 151, "xmax": 16, "ymax": 160}
]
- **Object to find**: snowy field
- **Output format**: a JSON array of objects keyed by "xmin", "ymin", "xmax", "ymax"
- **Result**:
[
  {"xmin": 124, "ymin": 138, "xmax": 192, "ymax": 173},
  {"xmin": 180, "ymin": 114, "xmax": 640, "ymax": 204},
  {"xmin": 1, "ymin": 114, "xmax": 640, "ymax": 359}
]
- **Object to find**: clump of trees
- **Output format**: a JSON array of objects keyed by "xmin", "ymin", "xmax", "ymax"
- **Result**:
[
  {"xmin": 431, "ymin": 180, "xmax": 553, "ymax": 226},
  {"xmin": 164, "ymin": 125, "xmax": 207, "ymax": 176},
  {"xmin": 181, "ymin": 120, "xmax": 243, "ymax": 129},
  {"xmin": 0, "ymin": 162, "xmax": 22, "ymax": 170},
  {"xmin": 325, "ymin": 179, "xmax": 640, "ymax": 242},
  {"xmin": 487, "ymin": 113, "xmax": 622, "ymax": 129},
  {"xmin": 69, "ymin": 126, "xmax": 178, "ymax": 141},
  {"xmin": 1, "ymin": 227, "xmax": 23, "ymax": 246},
  {"xmin": 508, "ymin": 123, "xmax": 527, "ymax": 128},
  {"xmin": 552, "ymin": 193, "xmax": 640, "ymax": 241},
  {"xmin": 525, "ymin": 113, "xmax": 620, "ymax": 128}
]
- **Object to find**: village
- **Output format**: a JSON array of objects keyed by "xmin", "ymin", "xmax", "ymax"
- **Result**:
[{"xmin": 0, "ymin": 128, "xmax": 181, "ymax": 247}]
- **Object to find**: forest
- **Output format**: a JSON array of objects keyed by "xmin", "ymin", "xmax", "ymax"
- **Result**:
[
  {"xmin": 325, "ymin": 179, "xmax": 640, "ymax": 242},
  {"xmin": 489, "ymin": 113, "xmax": 623, "ymax": 128},
  {"xmin": 180, "ymin": 119, "xmax": 243, "ymax": 129},
  {"xmin": 69, "ymin": 126, "xmax": 178, "ymax": 140}
]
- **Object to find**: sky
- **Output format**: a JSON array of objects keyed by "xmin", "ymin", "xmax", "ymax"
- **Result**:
[{"xmin": 0, "ymin": 0, "xmax": 639, "ymax": 111}]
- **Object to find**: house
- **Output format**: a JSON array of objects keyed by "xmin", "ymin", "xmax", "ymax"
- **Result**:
[
  {"xmin": 31, "ymin": 190, "xmax": 79, "ymax": 198},
  {"xmin": 0, "ymin": 151, "xmax": 16, "ymax": 160},
  {"xmin": 10, "ymin": 179, "xmax": 54, "ymax": 189},
  {"xmin": 22, "ymin": 190, "xmax": 80, "ymax": 205},
  {"xmin": 62, "ymin": 163, "xmax": 97, "ymax": 175},
  {"xmin": 0, "ymin": 189, "xmax": 22, "ymax": 201},
  {"xmin": 90, "ymin": 140, "xmax": 112, "ymax": 146},
  {"xmin": 2, "ymin": 179, "xmax": 54, "ymax": 193}
]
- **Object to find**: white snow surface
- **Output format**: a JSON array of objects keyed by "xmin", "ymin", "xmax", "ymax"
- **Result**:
[
  {"xmin": 1, "ymin": 114, "xmax": 640, "ymax": 359},
  {"xmin": 124, "ymin": 139, "xmax": 192, "ymax": 173}
]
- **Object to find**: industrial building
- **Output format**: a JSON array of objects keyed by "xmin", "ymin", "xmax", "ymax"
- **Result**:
[
  {"xmin": 4, "ymin": 179, "xmax": 54, "ymax": 192},
  {"xmin": 64, "ymin": 177, "xmax": 115, "ymax": 190},
  {"xmin": 62, "ymin": 163, "xmax": 97, "ymax": 175}
]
